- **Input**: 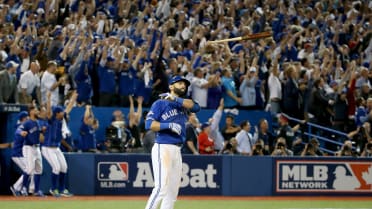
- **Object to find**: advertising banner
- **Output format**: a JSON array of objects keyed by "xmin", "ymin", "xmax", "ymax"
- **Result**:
[
  {"xmin": 94, "ymin": 154, "xmax": 222, "ymax": 195},
  {"xmin": 274, "ymin": 158, "xmax": 372, "ymax": 195}
]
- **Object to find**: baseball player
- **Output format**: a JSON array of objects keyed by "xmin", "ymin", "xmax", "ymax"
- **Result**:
[
  {"xmin": 41, "ymin": 91, "xmax": 77, "ymax": 197},
  {"xmin": 18, "ymin": 106, "xmax": 44, "ymax": 196},
  {"xmin": 144, "ymin": 76, "xmax": 200, "ymax": 209},
  {"xmin": 10, "ymin": 111, "xmax": 36, "ymax": 196}
]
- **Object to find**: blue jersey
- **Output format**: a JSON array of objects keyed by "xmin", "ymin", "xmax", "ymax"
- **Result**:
[
  {"xmin": 79, "ymin": 120, "xmax": 96, "ymax": 151},
  {"xmin": 12, "ymin": 123, "xmax": 25, "ymax": 157},
  {"xmin": 75, "ymin": 61, "xmax": 92, "ymax": 103},
  {"xmin": 19, "ymin": 119, "xmax": 41, "ymax": 146},
  {"xmin": 43, "ymin": 115, "xmax": 63, "ymax": 147},
  {"xmin": 118, "ymin": 68, "xmax": 135, "ymax": 96},
  {"xmin": 98, "ymin": 65, "xmax": 116, "ymax": 93},
  {"xmin": 221, "ymin": 76, "xmax": 238, "ymax": 107},
  {"xmin": 146, "ymin": 100, "xmax": 189, "ymax": 145},
  {"xmin": 38, "ymin": 118, "xmax": 49, "ymax": 133}
]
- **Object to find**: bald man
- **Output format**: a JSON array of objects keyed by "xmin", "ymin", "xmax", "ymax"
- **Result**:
[{"xmin": 18, "ymin": 61, "xmax": 41, "ymax": 105}]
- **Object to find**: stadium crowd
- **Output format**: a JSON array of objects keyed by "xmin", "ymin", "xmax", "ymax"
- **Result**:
[{"xmin": 0, "ymin": 0, "xmax": 372, "ymax": 158}]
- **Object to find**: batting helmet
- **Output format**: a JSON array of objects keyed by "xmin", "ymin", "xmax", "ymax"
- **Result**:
[{"xmin": 169, "ymin": 76, "xmax": 190, "ymax": 87}]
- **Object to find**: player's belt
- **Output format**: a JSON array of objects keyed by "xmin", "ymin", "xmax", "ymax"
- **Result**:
[
  {"xmin": 25, "ymin": 144, "xmax": 40, "ymax": 147},
  {"xmin": 171, "ymin": 143, "xmax": 183, "ymax": 147}
]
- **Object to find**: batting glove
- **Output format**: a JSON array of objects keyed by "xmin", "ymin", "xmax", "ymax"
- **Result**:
[
  {"xmin": 159, "ymin": 93, "xmax": 175, "ymax": 101},
  {"xmin": 169, "ymin": 123, "xmax": 182, "ymax": 135}
]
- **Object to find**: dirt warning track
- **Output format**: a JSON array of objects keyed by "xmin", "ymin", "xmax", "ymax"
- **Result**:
[{"xmin": 0, "ymin": 195, "xmax": 371, "ymax": 201}]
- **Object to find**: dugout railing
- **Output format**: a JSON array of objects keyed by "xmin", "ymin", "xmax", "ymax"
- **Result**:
[{"xmin": 281, "ymin": 113, "xmax": 355, "ymax": 155}]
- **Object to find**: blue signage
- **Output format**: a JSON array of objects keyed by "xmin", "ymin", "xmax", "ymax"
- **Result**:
[
  {"xmin": 275, "ymin": 159, "xmax": 372, "ymax": 194},
  {"xmin": 94, "ymin": 155, "xmax": 223, "ymax": 195}
]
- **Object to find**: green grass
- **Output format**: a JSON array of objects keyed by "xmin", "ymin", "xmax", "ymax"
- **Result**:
[{"xmin": 2, "ymin": 199, "xmax": 372, "ymax": 209}]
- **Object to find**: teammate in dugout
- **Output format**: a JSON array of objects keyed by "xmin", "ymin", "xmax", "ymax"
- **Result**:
[
  {"xmin": 18, "ymin": 106, "xmax": 44, "ymax": 196},
  {"xmin": 144, "ymin": 76, "xmax": 200, "ymax": 209},
  {"xmin": 41, "ymin": 91, "xmax": 77, "ymax": 197},
  {"xmin": 10, "ymin": 111, "xmax": 35, "ymax": 196}
]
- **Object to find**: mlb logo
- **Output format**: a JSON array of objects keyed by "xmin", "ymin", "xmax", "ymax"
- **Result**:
[
  {"xmin": 276, "ymin": 160, "xmax": 372, "ymax": 193},
  {"xmin": 98, "ymin": 162, "xmax": 129, "ymax": 181},
  {"xmin": 341, "ymin": 162, "xmax": 372, "ymax": 191}
]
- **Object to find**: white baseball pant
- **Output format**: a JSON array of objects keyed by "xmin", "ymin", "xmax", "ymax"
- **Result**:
[
  {"xmin": 11, "ymin": 157, "xmax": 35, "ymax": 192},
  {"xmin": 22, "ymin": 145, "xmax": 43, "ymax": 175},
  {"xmin": 145, "ymin": 143, "xmax": 182, "ymax": 209},
  {"xmin": 41, "ymin": 147, "xmax": 67, "ymax": 174}
]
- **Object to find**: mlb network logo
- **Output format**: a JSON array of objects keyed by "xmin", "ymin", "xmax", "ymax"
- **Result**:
[
  {"xmin": 276, "ymin": 160, "xmax": 372, "ymax": 193},
  {"xmin": 98, "ymin": 162, "xmax": 129, "ymax": 181}
]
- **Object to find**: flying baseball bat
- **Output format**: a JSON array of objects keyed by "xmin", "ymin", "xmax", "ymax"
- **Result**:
[{"xmin": 207, "ymin": 31, "xmax": 272, "ymax": 44}]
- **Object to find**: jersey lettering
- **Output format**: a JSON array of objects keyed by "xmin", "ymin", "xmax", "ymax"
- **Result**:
[{"xmin": 161, "ymin": 109, "xmax": 179, "ymax": 121}]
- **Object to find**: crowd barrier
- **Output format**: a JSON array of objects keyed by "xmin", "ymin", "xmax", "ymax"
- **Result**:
[
  {"xmin": 0, "ymin": 107, "xmax": 271, "ymax": 195},
  {"xmin": 39, "ymin": 154, "xmax": 371, "ymax": 196},
  {"xmin": 1, "ymin": 107, "xmax": 371, "ymax": 196},
  {"xmin": 3, "ymin": 153, "xmax": 372, "ymax": 196}
]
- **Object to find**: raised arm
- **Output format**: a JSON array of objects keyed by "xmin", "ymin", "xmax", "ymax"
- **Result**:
[
  {"xmin": 64, "ymin": 91, "xmax": 78, "ymax": 115},
  {"xmin": 136, "ymin": 96, "xmax": 143, "ymax": 123},
  {"xmin": 83, "ymin": 105, "xmax": 92, "ymax": 125},
  {"xmin": 128, "ymin": 95, "xmax": 135, "ymax": 128},
  {"xmin": 46, "ymin": 91, "xmax": 52, "ymax": 119}
]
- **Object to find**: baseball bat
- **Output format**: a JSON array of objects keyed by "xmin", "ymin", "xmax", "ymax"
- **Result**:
[{"xmin": 207, "ymin": 31, "xmax": 272, "ymax": 44}]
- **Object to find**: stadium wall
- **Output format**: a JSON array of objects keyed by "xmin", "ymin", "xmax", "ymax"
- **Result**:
[
  {"xmin": 1, "ymin": 109, "xmax": 372, "ymax": 196},
  {"xmin": 43, "ymin": 154, "xmax": 371, "ymax": 196},
  {"xmin": 2, "ymin": 152, "xmax": 372, "ymax": 196}
]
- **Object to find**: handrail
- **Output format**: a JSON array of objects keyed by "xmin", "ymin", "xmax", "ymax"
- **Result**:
[
  {"xmin": 318, "ymin": 146, "xmax": 336, "ymax": 155},
  {"xmin": 305, "ymin": 122, "xmax": 349, "ymax": 138},
  {"xmin": 303, "ymin": 132, "xmax": 345, "ymax": 147},
  {"xmin": 280, "ymin": 113, "xmax": 353, "ymax": 155},
  {"xmin": 281, "ymin": 113, "xmax": 349, "ymax": 138}
]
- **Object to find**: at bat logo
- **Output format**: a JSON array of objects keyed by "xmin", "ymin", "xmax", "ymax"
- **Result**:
[
  {"xmin": 133, "ymin": 162, "xmax": 218, "ymax": 188},
  {"xmin": 97, "ymin": 162, "xmax": 129, "ymax": 181}
]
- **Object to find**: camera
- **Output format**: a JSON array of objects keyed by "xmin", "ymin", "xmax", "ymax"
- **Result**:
[
  {"xmin": 277, "ymin": 142, "xmax": 285, "ymax": 149},
  {"xmin": 342, "ymin": 145, "xmax": 352, "ymax": 152}
]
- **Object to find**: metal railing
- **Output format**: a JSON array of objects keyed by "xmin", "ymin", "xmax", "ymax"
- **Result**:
[{"xmin": 281, "ymin": 113, "xmax": 353, "ymax": 155}]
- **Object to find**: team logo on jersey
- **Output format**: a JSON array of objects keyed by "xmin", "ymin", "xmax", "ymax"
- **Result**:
[
  {"xmin": 97, "ymin": 162, "xmax": 128, "ymax": 181},
  {"xmin": 276, "ymin": 160, "xmax": 372, "ymax": 193}
]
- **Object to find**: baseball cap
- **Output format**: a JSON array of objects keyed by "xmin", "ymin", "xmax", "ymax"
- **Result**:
[
  {"xmin": 47, "ymin": 60, "xmax": 58, "ymax": 67},
  {"xmin": 52, "ymin": 106, "xmax": 64, "ymax": 115},
  {"xmin": 304, "ymin": 43, "xmax": 312, "ymax": 49},
  {"xmin": 169, "ymin": 76, "xmax": 190, "ymax": 87},
  {"xmin": 201, "ymin": 122, "xmax": 210, "ymax": 130},
  {"xmin": 17, "ymin": 111, "xmax": 29, "ymax": 121},
  {"xmin": 310, "ymin": 138, "xmax": 320, "ymax": 145},
  {"xmin": 249, "ymin": 67, "xmax": 257, "ymax": 72},
  {"xmin": 121, "ymin": 57, "xmax": 129, "ymax": 63},
  {"xmin": 107, "ymin": 56, "xmax": 116, "ymax": 62},
  {"xmin": 341, "ymin": 87, "xmax": 348, "ymax": 94},
  {"xmin": 298, "ymin": 79, "xmax": 307, "ymax": 85},
  {"xmin": 6, "ymin": 61, "xmax": 19, "ymax": 69},
  {"xmin": 329, "ymin": 80, "xmax": 338, "ymax": 87},
  {"xmin": 36, "ymin": 8, "xmax": 45, "ymax": 14},
  {"xmin": 54, "ymin": 29, "xmax": 62, "ymax": 37},
  {"xmin": 278, "ymin": 114, "xmax": 288, "ymax": 123},
  {"xmin": 231, "ymin": 43, "xmax": 244, "ymax": 53}
]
